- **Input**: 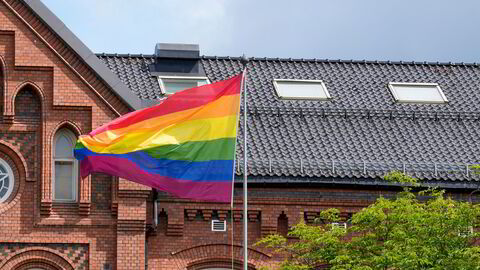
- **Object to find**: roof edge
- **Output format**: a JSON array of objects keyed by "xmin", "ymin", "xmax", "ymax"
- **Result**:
[
  {"xmin": 237, "ymin": 176, "xmax": 480, "ymax": 189},
  {"xmin": 22, "ymin": 0, "xmax": 143, "ymax": 111}
]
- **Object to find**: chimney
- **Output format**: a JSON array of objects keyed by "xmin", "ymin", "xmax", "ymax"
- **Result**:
[{"xmin": 150, "ymin": 43, "xmax": 204, "ymax": 76}]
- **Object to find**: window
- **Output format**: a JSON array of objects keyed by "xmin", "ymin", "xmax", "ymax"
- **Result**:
[
  {"xmin": 158, "ymin": 76, "xmax": 209, "ymax": 95},
  {"xmin": 0, "ymin": 158, "xmax": 14, "ymax": 203},
  {"xmin": 273, "ymin": 79, "xmax": 331, "ymax": 100},
  {"xmin": 388, "ymin": 82, "xmax": 448, "ymax": 104},
  {"xmin": 53, "ymin": 129, "xmax": 78, "ymax": 202}
]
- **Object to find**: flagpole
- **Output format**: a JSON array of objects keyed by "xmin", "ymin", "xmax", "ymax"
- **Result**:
[{"xmin": 241, "ymin": 55, "xmax": 249, "ymax": 270}]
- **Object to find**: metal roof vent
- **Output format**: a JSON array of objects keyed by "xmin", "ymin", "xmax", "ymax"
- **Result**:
[
  {"xmin": 211, "ymin": 220, "xmax": 226, "ymax": 232},
  {"xmin": 155, "ymin": 43, "xmax": 199, "ymax": 59}
]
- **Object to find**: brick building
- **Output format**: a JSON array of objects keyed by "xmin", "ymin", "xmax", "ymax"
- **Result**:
[{"xmin": 1, "ymin": 1, "xmax": 480, "ymax": 269}]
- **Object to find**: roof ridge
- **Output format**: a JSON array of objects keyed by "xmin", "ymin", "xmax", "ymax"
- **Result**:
[
  {"xmin": 201, "ymin": 55, "xmax": 479, "ymax": 66},
  {"xmin": 96, "ymin": 53, "xmax": 156, "ymax": 58},
  {"xmin": 97, "ymin": 53, "xmax": 479, "ymax": 67}
]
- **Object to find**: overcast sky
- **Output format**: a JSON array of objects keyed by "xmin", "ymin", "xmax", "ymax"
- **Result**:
[{"xmin": 41, "ymin": 0, "xmax": 480, "ymax": 62}]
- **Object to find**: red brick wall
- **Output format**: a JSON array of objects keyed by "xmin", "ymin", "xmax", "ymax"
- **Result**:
[
  {"xmin": 147, "ymin": 186, "xmax": 378, "ymax": 269},
  {"xmin": 0, "ymin": 1, "xmax": 134, "ymax": 269}
]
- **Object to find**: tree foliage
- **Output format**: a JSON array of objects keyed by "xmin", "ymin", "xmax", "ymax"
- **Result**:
[{"xmin": 256, "ymin": 172, "xmax": 480, "ymax": 269}]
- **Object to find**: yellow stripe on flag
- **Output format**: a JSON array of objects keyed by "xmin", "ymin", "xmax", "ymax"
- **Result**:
[{"xmin": 79, "ymin": 115, "xmax": 239, "ymax": 154}]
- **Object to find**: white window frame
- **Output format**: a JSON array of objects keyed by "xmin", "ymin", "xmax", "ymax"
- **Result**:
[
  {"xmin": 52, "ymin": 129, "xmax": 78, "ymax": 202},
  {"xmin": 0, "ymin": 158, "xmax": 14, "ymax": 203},
  {"xmin": 273, "ymin": 79, "xmax": 332, "ymax": 100},
  {"xmin": 157, "ymin": 76, "xmax": 210, "ymax": 95},
  {"xmin": 388, "ymin": 82, "xmax": 448, "ymax": 104}
]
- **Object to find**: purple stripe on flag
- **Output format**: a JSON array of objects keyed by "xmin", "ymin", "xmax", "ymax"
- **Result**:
[{"xmin": 80, "ymin": 155, "xmax": 232, "ymax": 202}]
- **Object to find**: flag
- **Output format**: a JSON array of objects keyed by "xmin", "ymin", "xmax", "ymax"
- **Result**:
[{"xmin": 74, "ymin": 74, "xmax": 243, "ymax": 202}]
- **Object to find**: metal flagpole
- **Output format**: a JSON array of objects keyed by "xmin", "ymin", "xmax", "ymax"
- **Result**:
[{"xmin": 241, "ymin": 56, "xmax": 249, "ymax": 270}]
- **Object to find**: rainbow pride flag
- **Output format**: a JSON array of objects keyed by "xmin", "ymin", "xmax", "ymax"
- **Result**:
[{"xmin": 74, "ymin": 74, "xmax": 243, "ymax": 202}]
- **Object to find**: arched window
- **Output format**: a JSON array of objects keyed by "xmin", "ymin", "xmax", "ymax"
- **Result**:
[{"xmin": 53, "ymin": 129, "xmax": 77, "ymax": 202}]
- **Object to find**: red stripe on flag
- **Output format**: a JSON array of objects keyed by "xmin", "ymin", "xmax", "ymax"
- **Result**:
[{"xmin": 91, "ymin": 74, "xmax": 242, "ymax": 136}]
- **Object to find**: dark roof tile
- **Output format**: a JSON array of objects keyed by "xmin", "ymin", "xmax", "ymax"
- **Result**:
[{"xmin": 97, "ymin": 54, "xmax": 480, "ymax": 183}]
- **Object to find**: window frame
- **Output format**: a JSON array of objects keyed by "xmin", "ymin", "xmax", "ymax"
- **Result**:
[
  {"xmin": 0, "ymin": 158, "xmax": 14, "ymax": 203},
  {"xmin": 157, "ymin": 76, "xmax": 210, "ymax": 95},
  {"xmin": 52, "ymin": 129, "xmax": 78, "ymax": 202},
  {"xmin": 388, "ymin": 82, "xmax": 448, "ymax": 104},
  {"xmin": 273, "ymin": 79, "xmax": 332, "ymax": 100}
]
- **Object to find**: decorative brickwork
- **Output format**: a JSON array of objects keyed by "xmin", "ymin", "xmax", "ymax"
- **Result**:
[
  {"xmin": 0, "ymin": 132, "xmax": 36, "ymax": 183},
  {"xmin": 0, "ymin": 243, "xmax": 87, "ymax": 269},
  {"xmin": 0, "ymin": 141, "xmax": 25, "ymax": 215},
  {"xmin": 202, "ymin": 209, "xmax": 213, "ymax": 220},
  {"xmin": 0, "ymin": 246, "xmax": 89, "ymax": 270}
]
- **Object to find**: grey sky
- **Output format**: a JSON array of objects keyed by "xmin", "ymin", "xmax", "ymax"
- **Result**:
[{"xmin": 41, "ymin": 0, "xmax": 480, "ymax": 62}]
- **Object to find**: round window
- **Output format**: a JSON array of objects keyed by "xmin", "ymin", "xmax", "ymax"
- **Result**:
[{"xmin": 0, "ymin": 158, "xmax": 14, "ymax": 203}]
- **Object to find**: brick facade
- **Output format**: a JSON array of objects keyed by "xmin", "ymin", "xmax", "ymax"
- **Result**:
[
  {"xmin": 0, "ymin": 1, "xmax": 126, "ymax": 269},
  {"xmin": 0, "ymin": 1, "xmax": 478, "ymax": 269}
]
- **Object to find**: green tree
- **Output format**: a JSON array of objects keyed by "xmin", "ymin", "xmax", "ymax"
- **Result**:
[{"xmin": 256, "ymin": 172, "xmax": 480, "ymax": 270}]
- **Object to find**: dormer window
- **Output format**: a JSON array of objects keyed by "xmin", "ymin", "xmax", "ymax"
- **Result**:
[
  {"xmin": 158, "ymin": 76, "xmax": 209, "ymax": 95},
  {"xmin": 273, "ymin": 79, "xmax": 331, "ymax": 100},
  {"xmin": 388, "ymin": 82, "xmax": 448, "ymax": 104}
]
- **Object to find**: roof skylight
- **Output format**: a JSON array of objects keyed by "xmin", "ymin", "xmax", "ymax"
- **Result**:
[
  {"xmin": 388, "ymin": 82, "xmax": 448, "ymax": 104},
  {"xmin": 273, "ymin": 79, "xmax": 331, "ymax": 100},
  {"xmin": 158, "ymin": 76, "xmax": 209, "ymax": 95}
]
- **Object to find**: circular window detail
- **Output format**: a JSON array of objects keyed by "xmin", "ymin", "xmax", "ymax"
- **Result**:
[{"xmin": 0, "ymin": 158, "xmax": 14, "ymax": 203}]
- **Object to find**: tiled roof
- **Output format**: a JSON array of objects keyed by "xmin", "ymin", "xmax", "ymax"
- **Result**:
[
  {"xmin": 97, "ymin": 54, "xmax": 161, "ymax": 100},
  {"xmin": 97, "ymin": 54, "xmax": 480, "ymax": 183}
]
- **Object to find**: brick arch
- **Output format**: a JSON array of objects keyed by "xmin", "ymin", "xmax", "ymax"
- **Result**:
[
  {"xmin": 0, "ymin": 247, "xmax": 75, "ymax": 270},
  {"xmin": 187, "ymin": 258, "xmax": 255, "ymax": 270},
  {"xmin": 12, "ymin": 81, "xmax": 44, "ymax": 122},
  {"xmin": 170, "ymin": 244, "xmax": 274, "ymax": 269},
  {"xmin": 50, "ymin": 120, "xmax": 83, "ymax": 139},
  {"xmin": 14, "ymin": 261, "xmax": 60, "ymax": 270},
  {"xmin": 0, "ymin": 140, "xmax": 28, "ymax": 214}
]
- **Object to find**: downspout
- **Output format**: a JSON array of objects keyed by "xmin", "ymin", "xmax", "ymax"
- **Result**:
[
  {"xmin": 145, "ymin": 237, "xmax": 148, "ymax": 270},
  {"xmin": 146, "ymin": 189, "xmax": 158, "ymax": 270}
]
